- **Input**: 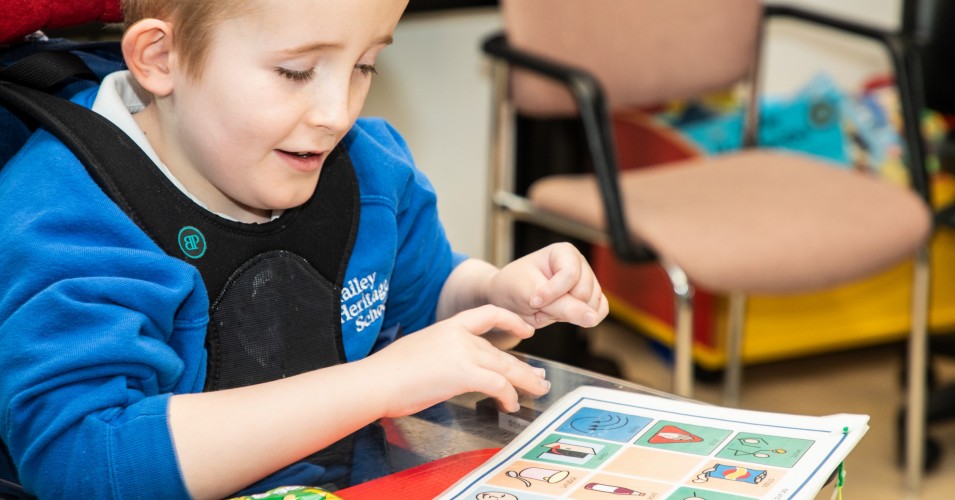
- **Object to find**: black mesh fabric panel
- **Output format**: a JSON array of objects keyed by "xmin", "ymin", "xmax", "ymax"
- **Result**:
[{"xmin": 207, "ymin": 251, "xmax": 343, "ymax": 391}]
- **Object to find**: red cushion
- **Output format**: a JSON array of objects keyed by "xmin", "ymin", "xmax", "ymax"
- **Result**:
[{"xmin": 1, "ymin": 0, "xmax": 122, "ymax": 44}]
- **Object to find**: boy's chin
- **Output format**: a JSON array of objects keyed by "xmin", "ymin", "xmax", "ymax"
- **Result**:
[{"xmin": 263, "ymin": 190, "xmax": 317, "ymax": 212}]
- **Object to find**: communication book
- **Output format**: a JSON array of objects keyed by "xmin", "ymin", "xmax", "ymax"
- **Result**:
[{"xmin": 438, "ymin": 385, "xmax": 868, "ymax": 500}]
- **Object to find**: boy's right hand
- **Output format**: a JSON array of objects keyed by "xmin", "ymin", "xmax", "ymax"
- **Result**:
[{"xmin": 366, "ymin": 305, "xmax": 549, "ymax": 418}]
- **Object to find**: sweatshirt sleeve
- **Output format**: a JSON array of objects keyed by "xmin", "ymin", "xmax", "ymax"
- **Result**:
[{"xmin": 0, "ymin": 131, "xmax": 208, "ymax": 499}]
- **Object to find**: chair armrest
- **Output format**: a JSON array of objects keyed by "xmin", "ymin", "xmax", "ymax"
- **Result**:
[
  {"xmin": 481, "ymin": 33, "xmax": 602, "ymax": 105},
  {"xmin": 764, "ymin": 4, "xmax": 896, "ymax": 42},
  {"xmin": 763, "ymin": 4, "xmax": 933, "ymax": 203},
  {"xmin": 482, "ymin": 33, "xmax": 654, "ymax": 262}
]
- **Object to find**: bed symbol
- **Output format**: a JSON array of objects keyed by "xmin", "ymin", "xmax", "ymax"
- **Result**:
[
  {"xmin": 694, "ymin": 463, "xmax": 767, "ymax": 484},
  {"xmin": 542, "ymin": 440, "xmax": 597, "ymax": 459}
]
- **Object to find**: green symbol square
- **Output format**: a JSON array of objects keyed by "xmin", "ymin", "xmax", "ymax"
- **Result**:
[
  {"xmin": 523, "ymin": 433, "xmax": 621, "ymax": 469},
  {"xmin": 716, "ymin": 433, "xmax": 814, "ymax": 468}
]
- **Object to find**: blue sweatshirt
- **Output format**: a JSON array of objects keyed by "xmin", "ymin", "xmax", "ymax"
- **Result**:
[{"xmin": 0, "ymin": 85, "xmax": 464, "ymax": 498}]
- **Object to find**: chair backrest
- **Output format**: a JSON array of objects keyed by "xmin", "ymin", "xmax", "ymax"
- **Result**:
[{"xmin": 502, "ymin": 0, "xmax": 763, "ymax": 117}]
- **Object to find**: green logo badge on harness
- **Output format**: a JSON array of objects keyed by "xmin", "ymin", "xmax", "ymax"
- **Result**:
[{"xmin": 178, "ymin": 226, "xmax": 207, "ymax": 259}]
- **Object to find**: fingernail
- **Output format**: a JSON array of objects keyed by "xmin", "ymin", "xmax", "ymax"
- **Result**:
[
  {"xmin": 541, "ymin": 379, "xmax": 551, "ymax": 391},
  {"xmin": 530, "ymin": 296, "xmax": 543, "ymax": 308},
  {"xmin": 585, "ymin": 311, "xmax": 598, "ymax": 327},
  {"xmin": 534, "ymin": 367, "xmax": 546, "ymax": 378}
]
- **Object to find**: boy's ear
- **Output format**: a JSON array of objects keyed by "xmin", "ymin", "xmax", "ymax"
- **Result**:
[{"xmin": 122, "ymin": 19, "xmax": 176, "ymax": 97}]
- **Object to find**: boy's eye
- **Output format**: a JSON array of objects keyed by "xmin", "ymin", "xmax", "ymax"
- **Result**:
[
  {"xmin": 356, "ymin": 64, "xmax": 378, "ymax": 77},
  {"xmin": 275, "ymin": 67, "xmax": 315, "ymax": 82}
]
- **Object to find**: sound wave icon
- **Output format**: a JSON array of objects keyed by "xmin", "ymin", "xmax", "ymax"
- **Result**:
[{"xmin": 571, "ymin": 413, "xmax": 631, "ymax": 433}]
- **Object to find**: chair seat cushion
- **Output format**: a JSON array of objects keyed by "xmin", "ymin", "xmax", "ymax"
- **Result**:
[{"xmin": 528, "ymin": 149, "xmax": 932, "ymax": 294}]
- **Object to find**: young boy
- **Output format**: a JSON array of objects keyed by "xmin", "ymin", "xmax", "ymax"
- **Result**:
[{"xmin": 0, "ymin": 0, "xmax": 608, "ymax": 498}]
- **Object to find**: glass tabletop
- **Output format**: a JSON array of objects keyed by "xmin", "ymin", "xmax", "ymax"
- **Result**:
[{"xmin": 379, "ymin": 352, "xmax": 674, "ymax": 472}]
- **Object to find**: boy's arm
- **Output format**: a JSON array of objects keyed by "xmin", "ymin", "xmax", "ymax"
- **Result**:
[
  {"xmin": 169, "ymin": 305, "xmax": 548, "ymax": 500},
  {"xmin": 168, "ymin": 360, "xmax": 386, "ymax": 500}
]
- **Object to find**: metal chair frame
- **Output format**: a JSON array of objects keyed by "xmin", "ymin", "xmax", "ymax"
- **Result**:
[{"xmin": 483, "ymin": 3, "xmax": 933, "ymax": 491}]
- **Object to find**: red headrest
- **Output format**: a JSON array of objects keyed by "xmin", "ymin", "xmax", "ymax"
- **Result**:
[{"xmin": 1, "ymin": 0, "xmax": 123, "ymax": 44}]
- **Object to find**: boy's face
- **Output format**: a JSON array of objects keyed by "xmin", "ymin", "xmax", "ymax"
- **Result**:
[{"xmin": 151, "ymin": 0, "xmax": 407, "ymax": 222}]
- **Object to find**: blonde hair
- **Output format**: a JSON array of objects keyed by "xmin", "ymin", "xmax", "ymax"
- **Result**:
[{"xmin": 121, "ymin": 0, "xmax": 252, "ymax": 79}]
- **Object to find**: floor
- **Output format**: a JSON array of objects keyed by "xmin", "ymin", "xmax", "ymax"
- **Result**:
[{"xmin": 579, "ymin": 319, "xmax": 955, "ymax": 500}]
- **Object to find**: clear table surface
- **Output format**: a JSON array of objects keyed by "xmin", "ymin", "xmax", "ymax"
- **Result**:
[{"xmin": 376, "ymin": 352, "xmax": 674, "ymax": 475}]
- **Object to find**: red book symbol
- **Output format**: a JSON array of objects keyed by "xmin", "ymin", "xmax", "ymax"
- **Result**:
[{"xmin": 648, "ymin": 425, "xmax": 703, "ymax": 444}]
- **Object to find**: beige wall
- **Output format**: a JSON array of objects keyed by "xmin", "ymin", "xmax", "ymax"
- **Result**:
[{"xmin": 362, "ymin": 8, "xmax": 501, "ymax": 259}]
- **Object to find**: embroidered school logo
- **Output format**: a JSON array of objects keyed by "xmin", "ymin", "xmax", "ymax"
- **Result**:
[
  {"xmin": 177, "ymin": 226, "xmax": 207, "ymax": 259},
  {"xmin": 340, "ymin": 271, "xmax": 389, "ymax": 333}
]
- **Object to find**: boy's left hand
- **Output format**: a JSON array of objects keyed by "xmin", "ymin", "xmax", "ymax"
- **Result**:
[{"xmin": 489, "ymin": 242, "xmax": 609, "ymax": 329}]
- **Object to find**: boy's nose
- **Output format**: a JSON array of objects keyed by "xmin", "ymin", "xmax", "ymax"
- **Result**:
[{"xmin": 304, "ymin": 82, "xmax": 355, "ymax": 134}]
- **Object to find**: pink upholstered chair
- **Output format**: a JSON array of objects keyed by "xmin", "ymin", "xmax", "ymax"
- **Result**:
[{"xmin": 483, "ymin": 0, "xmax": 933, "ymax": 487}]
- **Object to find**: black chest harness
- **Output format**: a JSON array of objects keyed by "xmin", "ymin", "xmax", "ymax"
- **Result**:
[
  {"xmin": 107, "ymin": 142, "xmax": 365, "ymax": 473},
  {"xmin": 65, "ymin": 121, "xmax": 361, "ymax": 390},
  {"xmin": 115, "ymin": 146, "xmax": 361, "ymax": 391}
]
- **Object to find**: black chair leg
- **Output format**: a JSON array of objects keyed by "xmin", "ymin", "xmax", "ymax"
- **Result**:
[
  {"xmin": 896, "ymin": 381, "xmax": 955, "ymax": 473},
  {"xmin": 896, "ymin": 407, "xmax": 943, "ymax": 473}
]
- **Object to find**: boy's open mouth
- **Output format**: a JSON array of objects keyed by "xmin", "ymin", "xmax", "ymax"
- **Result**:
[
  {"xmin": 278, "ymin": 150, "xmax": 320, "ymax": 158},
  {"xmin": 276, "ymin": 149, "xmax": 327, "ymax": 173}
]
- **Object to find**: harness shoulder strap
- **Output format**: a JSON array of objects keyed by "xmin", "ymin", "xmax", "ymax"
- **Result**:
[
  {"xmin": 0, "ymin": 53, "xmax": 152, "ymax": 231},
  {"xmin": 0, "ymin": 50, "xmax": 96, "ymax": 89}
]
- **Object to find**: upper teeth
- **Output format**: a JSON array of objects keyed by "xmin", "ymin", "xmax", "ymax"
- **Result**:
[{"xmin": 295, "ymin": 152, "xmax": 313, "ymax": 158}]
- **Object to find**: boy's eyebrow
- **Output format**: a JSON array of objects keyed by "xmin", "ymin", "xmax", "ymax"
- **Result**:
[{"xmin": 281, "ymin": 35, "xmax": 395, "ymax": 55}]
